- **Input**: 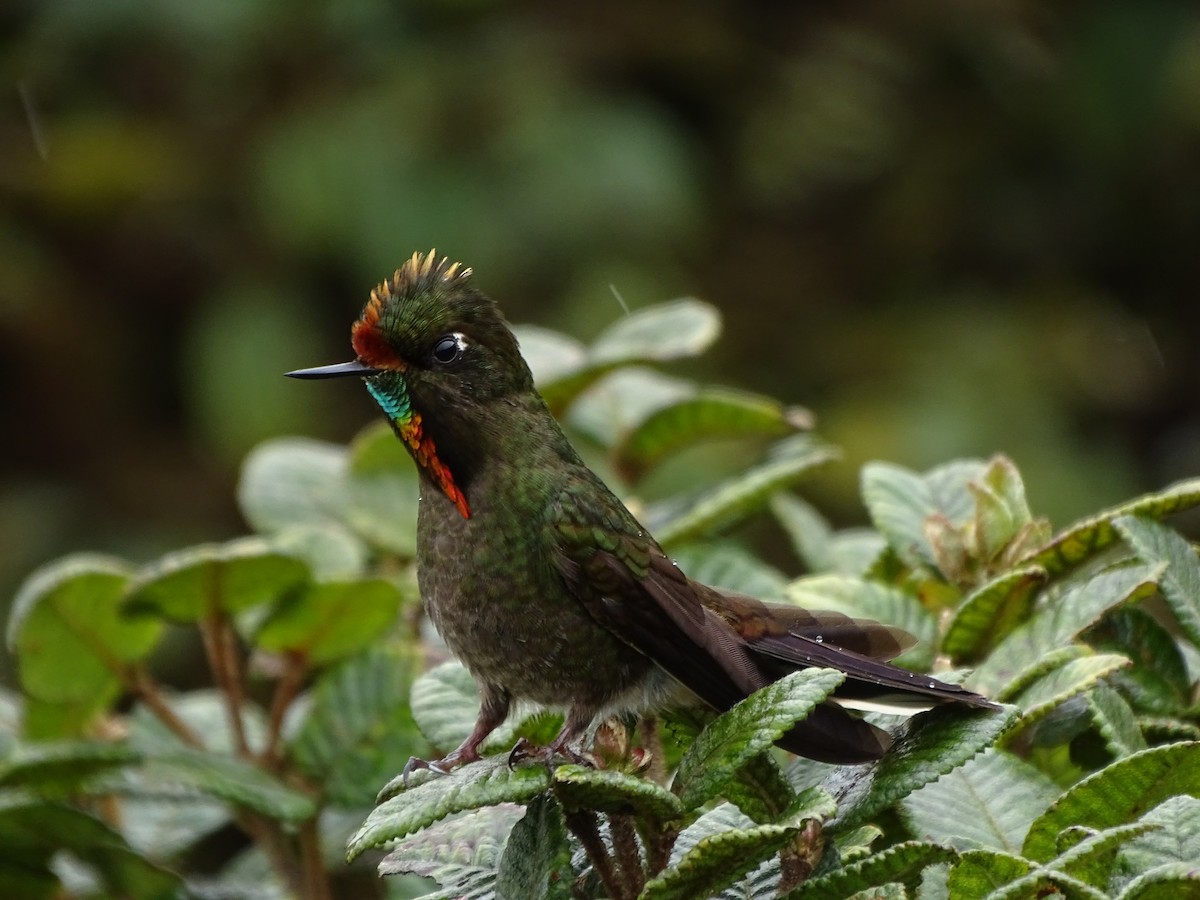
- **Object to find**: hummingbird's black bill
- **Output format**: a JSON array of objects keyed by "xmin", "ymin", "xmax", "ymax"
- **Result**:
[{"xmin": 285, "ymin": 360, "xmax": 381, "ymax": 379}]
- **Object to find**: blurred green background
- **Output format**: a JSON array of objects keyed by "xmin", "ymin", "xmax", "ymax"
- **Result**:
[{"xmin": 3, "ymin": 0, "xmax": 1199, "ymax": 634}]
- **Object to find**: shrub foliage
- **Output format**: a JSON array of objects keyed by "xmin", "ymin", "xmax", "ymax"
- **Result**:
[{"xmin": 7, "ymin": 301, "xmax": 1200, "ymax": 898}]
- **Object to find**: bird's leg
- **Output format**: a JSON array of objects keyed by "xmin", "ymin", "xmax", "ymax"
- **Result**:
[
  {"xmin": 403, "ymin": 685, "xmax": 510, "ymax": 783},
  {"xmin": 507, "ymin": 706, "xmax": 594, "ymax": 769}
]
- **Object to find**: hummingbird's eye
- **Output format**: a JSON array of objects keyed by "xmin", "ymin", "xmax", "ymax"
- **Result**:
[{"xmin": 431, "ymin": 332, "xmax": 467, "ymax": 366}]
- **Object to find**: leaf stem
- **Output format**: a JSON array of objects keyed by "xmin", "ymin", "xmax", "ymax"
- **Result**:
[
  {"xmin": 298, "ymin": 816, "xmax": 332, "ymax": 900},
  {"xmin": 199, "ymin": 611, "xmax": 250, "ymax": 756},
  {"xmin": 127, "ymin": 667, "xmax": 205, "ymax": 748},
  {"xmin": 263, "ymin": 651, "xmax": 308, "ymax": 769},
  {"xmin": 609, "ymin": 812, "xmax": 645, "ymax": 895},
  {"xmin": 565, "ymin": 809, "xmax": 630, "ymax": 900}
]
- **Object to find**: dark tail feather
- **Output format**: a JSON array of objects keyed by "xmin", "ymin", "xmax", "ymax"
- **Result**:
[{"xmin": 776, "ymin": 700, "xmax": 892, "ymax": 764}]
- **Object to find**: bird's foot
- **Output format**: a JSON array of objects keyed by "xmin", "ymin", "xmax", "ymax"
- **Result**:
[
  {"xmin": 402, "ymin": 746, "xmax": 480, "ymax": 786},
  {"xmin": 506, "ymin": 736, "xmax": 593, "ymax": 770}
]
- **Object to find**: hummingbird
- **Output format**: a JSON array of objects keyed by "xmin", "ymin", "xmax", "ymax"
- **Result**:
[{"xmin": 287, "ymin": 251, "xmax": 997, "ymax": 775}]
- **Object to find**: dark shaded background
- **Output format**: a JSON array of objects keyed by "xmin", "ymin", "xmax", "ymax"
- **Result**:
[{"xmin": 3, "ymin": 1, "xmax": 1199, "ymax": 632}]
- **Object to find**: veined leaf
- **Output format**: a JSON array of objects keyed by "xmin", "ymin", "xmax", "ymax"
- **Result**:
[
  {"xmin": 641, "ymin": 820, "xmax": 798, "ymax": 900},
  {"xmin": 1016, "ymin": 478, "xmax": 1200, "ymax": 577},
  {"xmin": 567, "ymin": 367, "xmax": 695, "ymax": 448},
  {"xmin": 860, "ymin": 461, "xmax": 941, "ymax": 570},
  {"xmin": 671, "ymin": 541, "xmax": 788, "ymax": 599},
  {"xmin": 590, "ymin": 297, "xmax": 721, "ymax": 365},
  {"xmin": 144, "ymin": 747, "xmax": 316, "ymax": 823},
  {"xmin": 1090, "ymin": 609, "xmax": 1192, "ymax": 715},
  {"xmin": 673, "ymin": 668, "xmax": 843, "ymax": 812},
  {"xmin": 614, "ymin": 388, "xmax": 804, "ymax": 478},
  {"xmin": 942, "ymin": 566, "xmax": 1047, "ymax": 663},
  {"xmin": 344, "ymin": 421, "xmax": 421, "ymax": 556},
  {"xmin": 254, "ymin": 577, "xmax": 402, "ymax": 664},
  {"xmin": 268, "ymin": 521, "xmax": 368, "ymax": 580},
  {"xmin": 970, "ymin": 563, "xmax": 1160, "ymax": 698},
  {"xmin": 826, "ymin": 703, "xmax": 1017, "ymax": 834},
  {"xmin": 379, "ymin": 802, "xmax": 520, "ymax": 892},
  {"xmin": 1111, "ymin": 795, "xmax": 1200, "ymax": 895},
  {"xmin": 552, "ymin": 764, "xmax": 683, "ymax": 821},
  {"xmin": 1008, "ymin": 653, "xmax": 1132, "ymax": 737},
  {"xmin": 408, "ymin": 661, "xmax": 481, "ymax": 754},
  {"xmin": 1114, "ymin": 515, "xmax": 1200, "ymax": 649},
  {"xmin": 514, "ymin": 324, "xmax": 587, "ymax": 389},
  {"xmin": 0, "ymin": 740, "xmax": 139, "ymax": 796},
  {"xmin": 781, "ymin": 841, "xmax": 956, "ymax": 899},
  {"xmin": 9, "ymin": 554, "xmax": 157, "ymax": 725},
  {"xmin": 125, "ymin": 538, "xmax": 309, "ymax": 622},
  {"xmin": 650, "ymin": 434, "xmax": 840, "ymax": 546},
  {"xmin": 1087, "ymin": 682, "xmax": 1147, "ymax": 758},
  {"xmin": 770, "ymin": 493, "xmax": 885, "ymax": 576},
  {"xmin": 901, "ymin": 748, "xmax": 1059, "ymax": 853},
  {"xmin": 0, "ymin": 796, "xmax": 182, "ymax": 898},
  {"xmin": 1022, "ymin": 741, "xmax": 1200, "ymax": 863},
  {"xmin": 785, "ymin": 574, "xmax": 936, "ymax": 671},
  {"xmin": 289, "ymin": 644, "xmax": 423, "ymax": 808},
  {"xmin": 347, "ymin": 756, "xmax": 553, "ymax": 860},
  {"xmin": 237, "ymin": 437, "xmax": 348, "ymax": 535},
  {"xmin": 1116, "ymin": 862, "xmax": 1200, "ymax": 899},
  {"xmin": 494, "ymin": 794, "xmax": 572, "ymax": 900}
]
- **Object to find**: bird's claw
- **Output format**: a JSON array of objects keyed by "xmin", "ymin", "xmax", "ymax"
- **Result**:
[
  {"xmin": 401, "ymin": 752, "xmax": 467, "ymax": 786},
  {"xmin": 507, "ymin": 737, "xmax": 593, "ymax": 770}
]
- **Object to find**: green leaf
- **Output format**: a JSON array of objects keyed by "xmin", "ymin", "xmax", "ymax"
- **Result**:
[
  {"xmin": 566, "ymin": 367, "xmax": 695, "ymax": 448},
  {"xmin": 1009, "ymin": 653, "xmax": 1132, "ymax": 735},
  {"xmin": 346, "ymin": 756, "xmax": 553, "ymax": 860},
  {"xmin": 125, "ymin": 688, "xmax": 268, "ymax": 756},
  {"xmin": 8, "ymin": 554, "xmax": 158, "ymax": 724},
  {"xmin": 1022, "ymin": 741, "xmax": 1200, "ymax": 863},
  {"xmin": 784, "ymin": 574, "xmax": 936, "ymax": 671},
  {"xmin": 970, "ymin": 563, "xmax": 1160, "ymax": 697},
  {"xmin": 947, "ymin": 847, "xmax": 1114, "ymax": 900},
  {"xmin": 590, "ymin": 297, "xmax": 721, "ymax": 365},
  {"xmin": 945, "ymin": 848, "xmax": 1034, "ymax": 897},
  {"xmin": 513, "ymin": 324, "xmax": 587, "ymax": 388},
  {"xmin": 651, "ymin": 434, "xmax": 840, "ymax": 546},
  {"xmin": 0, "ymin": 740, "xmax": 139, "ymax": 797},
  {"xmin": 125, "ymin": 538, "xmax": 310, "ymax": 622},
  {"xmin": 771, "ymin": 493, "xmax": 887, "ymax": 576},
  {"xmin": 641, "ymin": 821, "xmax": 798, "ymax": 900},
  {"xmin": 1111, "ymin": 795, "xmax": 1200, "ymax": 895},
  {"xmin": 1016, "ymin": 477, "xmax": 1200, "ymax": 577},
  {"xmin": 615, "ymin": 388, "xmax": 804, "ymax": 478},
  {"xmin": 1117, "ymin": 862, "xmax": 1200, "ymax": 899},
  {"xmin": 408, "ymin": 661, "xmax": 482, "ymax": 754},
  {"xmin": 552, "ymin": 764, "xmax": 683, "ymax": 820},
  {"xmin": 343, "ymin": 421, "xmax": 421, "ymax": 556},
  {"xmin": 269, "ymin": 521, "xmax": 369, "ymax": 580},
  {"xmin": 827, "ymin": 703, "xmax": 1017, "ymax": 834},
  {"xmin": 289, "ymin": 644, "xmax": 423, "ymax": 808},
  {"xmin": 674, "ymin": 668, "xmax": 844, "ymax": 812},
  {"xmin": 494, "ymin": 793, "xmax": 572, "ymax": 900},
  {"xmin": 782, "ymin": 841, "xmax": 956, "ymax": 899},
  {"xmin": 1091, "ymin": 609, "xmax": 1192, "ymax": 715},
  {"xmin": 144, "ymin": 747, "xmax": 316, "ymax": 823},
  {"xmin": 237, "ymin": 437, "xmax": 348, "ymax": 534},
  {"xmin": 942, "ymin": 566, "xmax": 1047, "ymax": 663},
  {"xmin": 860, "ymin": 461, "xmax": 940, "ymax": 569},
  {"xmin": 671, "ymin": 541, "xmax": 788, "ymax": 598},
  {"xmin": 1087, "ymin": 682, "xmax": 1147, "ymax": 757},
  {"xmin": 900, "ymin": 748, "xmax": 1059, "ymax": 853},
  {"xmin": 254, "ymin": 577, "xmax": 402, "ymax": 664},
  {"xmin": 1114, "ymin": 515, "xmax": 1200, "ymax": 649},
  {"xmin": 378, "ymin": 803, "xmax": 522, "ymax": 895},
  {"xmin": 0, "ymin": 796, "xmax": 181, "ymax": 899},
  {"xmin": 535, "ymin": 300, "xmax": 722, "ymax": 413},
  {"xmin": 724, "ymin": 752, "xmax": 804, "ymax": 824}
]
